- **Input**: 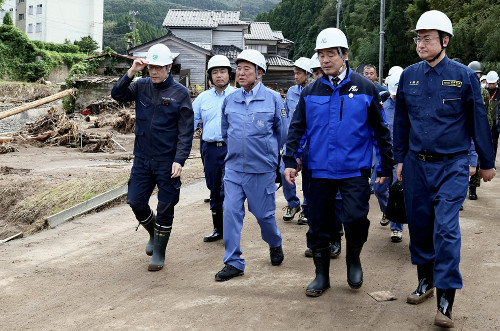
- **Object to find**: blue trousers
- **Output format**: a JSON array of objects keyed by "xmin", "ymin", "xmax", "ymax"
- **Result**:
[
  {"xmin": 201, "ymin": 142, "xmax": 226, "ymax": 210},
  {"xmin": 280, "ymin": 155, "xmax": 301, "ymax": 208},
  {"xmin": 127, "ymin": 156, "xmax": 180, "ymax": 228},
  {"xmin": 307, "ymin": 175, "xmax": 370, "ymax": 249},
  {"xmin": 372, "ymin": 164, "xmax": 404, "ymax": 231},
  {"xmin": 223, "ymin": 168, "xmax": 282, "ymax": 271},
  {"xmin": 403, "ymin": 152, "xmax": 468, "ymax": 289}
]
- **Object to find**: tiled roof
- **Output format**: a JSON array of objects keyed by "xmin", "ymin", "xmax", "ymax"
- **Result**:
[
  {"xmin": 163, "ymin": 9, "xmax": 248, "ymax": 28},
  {"xmin": 266, "ymin": 55, "xmax": 294, "ymax": 67},
  {"xmin": 245, "ymin": 22, "xmax": 276, "ymax": 41},
  {"xmin": 245, "ymin": 22, "xmax": 294, "ymax": 45}
]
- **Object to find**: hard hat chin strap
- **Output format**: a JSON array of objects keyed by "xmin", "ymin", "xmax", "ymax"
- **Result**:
[
  {"xmin": 337, "ymin": 47, "xmax": 346, "ymax": 77},
  {"xmin": 427, "ymin": 32, "xmax": 447, "ymax": 64}
]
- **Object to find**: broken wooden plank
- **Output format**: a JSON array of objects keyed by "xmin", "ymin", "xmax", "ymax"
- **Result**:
[
  {"xmin": 0, "ymin": 232, "xmax": 23, "ymax": 244},
  {"xmin": 0, "ymin": 88, "xmax": 77, "ymax": 120}
]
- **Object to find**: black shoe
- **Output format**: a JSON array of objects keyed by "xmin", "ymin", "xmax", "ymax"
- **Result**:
[
  {"xmin": 203, "ymin": 229, "xmax": 222, "ymax": 242},
  {"xmin": 215, "ymin": 264, "xmax": 244, "ymax": 281},
  {"xmin": 306, "ymin": 246, "xmax": 331, "ymax": 297},
  {"xmin": 434, "ymin": 288, "xmax": 455, "ymax": 328},
  {"xmin": 468, "ymin": 186, "xmax": 478, "ymax": 200},
  {"xmin": 330, "ymin": 239, "xmax": 341, "ymax": 258},
  {"xmin": 459, "ymin": 205, "xmax": 464, "ymax": 211},
  {"xmin": 270, "ymin": 245, "xmax": 284, "ymax": 266},
  {"xmin": 380, "ymin": 213, "xmax": 389, "ymax": 226},
  {"xmin": 304, "ymin": 248, "xmax": 313, "ymax": 257},
  {"xmin": 407, "ymin": 262, "xmax": 434, "ymax": 304},
  {"xmin": 204, "ymin": 198, "xmax": 210, "ymax": 203},
  {"xmin": 346, "ymin": 241, "xmax": 363, "ymax": 289}
]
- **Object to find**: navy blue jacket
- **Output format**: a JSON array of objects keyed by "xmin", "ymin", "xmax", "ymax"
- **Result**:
[
  {"xmin": 284, "ymin": 67, "xmax": 393, "ymax": 179},
  {"xmin": 393, "ymin": 56, "xmax": 495, "ymax": 169},
  {"xmin": 111, "ymin": 74, "xmax": 194, "ymax": 166}
]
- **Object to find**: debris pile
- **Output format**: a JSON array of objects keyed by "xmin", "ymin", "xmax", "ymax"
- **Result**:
[
  {"xmin": 92, "ymin": 110, "xmax": 135, "ymax": 133},
  {"xmin": 13, "ymin": 106, "xmax": 114, "ymax": 152}
]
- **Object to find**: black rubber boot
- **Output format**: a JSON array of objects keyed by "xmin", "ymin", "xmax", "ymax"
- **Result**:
[
  {"xmin": 305, "ymin": 245, "xmax": 331, "ymax": 297},
  {"xmin": 468, "ymin": 186, "xmax": 478, "ymax": 200},
  {"xmin": 346, "ymin": 241, "xmax": 363, "ymax": 289},
  {"xmin": 407, "ymin": 262, "xmax": 434, "ymax": 304},
  {"xmin": 434, "ymin": 288, "xmax": 456, "ymax": 328},
  {"xmin": 138, "ymin": 212, "xmax": 155, "ymax": 256},
  {"xmin": 148, "ymin": 224, "xmax": 171, "ymax": 271},
  {"xmin": 204, "ymin": 207, "xmax": 223, "ymax": 242}
]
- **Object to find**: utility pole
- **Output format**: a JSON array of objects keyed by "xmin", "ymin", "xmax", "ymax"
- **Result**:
[
  {"xmin": 378, "ymin": 0, "xmax": 385, "ymax": 85},
  {"xmin": 129, "ymin": 10, "xmax": 138, "ymax": 48},
  {"xmin": 336, "ymin": 0, "xmax": 342, "ymax": 29}
]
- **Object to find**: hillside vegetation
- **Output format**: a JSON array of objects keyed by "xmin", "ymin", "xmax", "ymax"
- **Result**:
[{"xmin": 257, "ymin": 0, "xmax": 500, "ymax": 74}]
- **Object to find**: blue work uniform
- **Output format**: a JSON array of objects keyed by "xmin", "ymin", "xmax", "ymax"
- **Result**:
[
  {"xmin": 284, "ymin": 67, "xmax": 393, "ymax": 249},
  {"xmin": 372, "ymin": 96, "xmax": 403, "ymax": 231},
  {"xmin": 111, "ymin": 73, "xmax": 194, "ymax": 228},
  {"xmin": 393, "ymin": 56, "xmax": 495, "ymax": 289},
  {"xmin": 280, "ymin": 84, "xmax": 304, "ymax": 209},
  {"xmin": 221, "ymin": 82, "xmax": 287, "ymax": 271},
  {"xmin": 193, "ymin": 85, "xmax": 237, "ymax": 210}
]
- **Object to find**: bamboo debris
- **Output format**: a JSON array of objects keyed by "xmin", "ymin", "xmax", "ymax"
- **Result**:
[{"xmin": 0, "ymin": 88, "xmax": 77, "ymax": 120}]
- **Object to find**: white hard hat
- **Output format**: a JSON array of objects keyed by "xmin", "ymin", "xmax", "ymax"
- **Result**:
[
  {"xmin": 236, "ymin": 49, "xmax": 267, "ymax": 72},
  {"xmin": 146, "ymin": 43, "xmax": 173, "ymax": 66},
  {"xmin": 208, "ymin": 55, "xmax": 231, "ymax": 72},
  {"xmin": 486, "ymin": 71, "xmax": 499, "ymax": 83},
  {"xmin": 294, "ymin": 57, "xmax": 312, "ymax": 74},
  {"xmin": 388, "ymin": 66, "xmax": 404, "ymax": 76},
  {"xmin": 386, "ymin": 72, "xmax": 402, "ymax": 96},
  {"xmin": 413, "ymin": 10, "xmax": 454, "ymax": 37},
  {"xmin": 468, "ymin": 61, "xmax": 482, "ymax": 73},
  {"xmin": 315, "ymin": 28, "xmax": 349, "ymax": 51},
  {"xmin": 310, "ymin": 53, "xmax": 321, "ymax": 69}
]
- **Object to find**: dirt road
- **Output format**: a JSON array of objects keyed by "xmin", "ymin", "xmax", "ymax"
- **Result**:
[{"xmin": 1, "ymin": 168, "xmax": 500, "ymax": 330}]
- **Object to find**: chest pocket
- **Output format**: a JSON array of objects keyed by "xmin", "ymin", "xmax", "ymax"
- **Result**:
[
  {"xmin": 439, "ymin": 91, "xmax": 462, "ymax": 116},
  {"xmin": 248, "ymin": 108, "xmax": 274, "ymax": 137},
  {"xmin": 137, "ymin": 97, "xmax": 154, "ymax": 120},
  {"xmin": 306, "ymin": 95, "xmax": 330, "ymax": 124}
]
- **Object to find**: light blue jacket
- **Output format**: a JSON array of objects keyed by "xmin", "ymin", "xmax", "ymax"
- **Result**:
[
  {"xmin": 193, "ymin": 86, "xmax": 237, "ymax": 142},
  {"xmin": 222, "ymin": 82, "xmax": 287, "ymax": 174}
]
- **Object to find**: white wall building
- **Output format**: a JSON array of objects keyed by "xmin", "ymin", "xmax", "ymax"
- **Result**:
[
  {"xmin": 13, "ymin": 0, "xmax": 103, "ymax": 50},
  {"xmin": 0, "ymin": 0, "xmax": 16, "ymax": 25}
]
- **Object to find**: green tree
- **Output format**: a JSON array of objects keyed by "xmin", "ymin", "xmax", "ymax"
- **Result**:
[
  {"xmin": 2, "ymin": 12, "xmax": 13, "ymax": 25},
  {"xmin": 74, "ymin": 36, "xmax": 99, "ymax": 54}
]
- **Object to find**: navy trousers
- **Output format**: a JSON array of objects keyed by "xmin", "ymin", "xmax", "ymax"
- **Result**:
[{"xmin": 202, "ymin": 142, "xmax": 226, "ymax": 210}]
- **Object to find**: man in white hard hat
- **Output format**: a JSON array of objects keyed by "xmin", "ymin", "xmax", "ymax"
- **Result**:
[
  {"xmin": 301, "ymin": 55, "xmax": 344, "ymax": 259},
  {"xmin": 193, "ymin": 55, "xmax": 237, "ymax": 243},
  {"xmin": 284, "ymin": 28, "xmax": 393, "ymax": 297},
  {"xmin": 280, "ymin": 57, "xmax": 312, "ymax": 224},
  {"xmin": 393, "ymin": 10, "xmax": 495, "ymax": 328},
  {"xmin": 111, "ymin": 43, "xmax": 194, "ymax": 272},
  {"xmin": 214, "ymin": 49, "xmax": 287, "ymax": 281},
  {"xmin": 485, "ymin": 71, "xmax": 499, "ymax": 161}
]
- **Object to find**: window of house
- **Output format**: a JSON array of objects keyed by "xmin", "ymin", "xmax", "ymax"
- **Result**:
[
  {"xmin": 19, "ymin": 0, "xmax": 25, "ymax": 3},
  {"xmin": 267, "ymin": 45, "xmax": 277, "ymax": 55},
  {"xmin": 28, "ymin": 5, "xmax": 33, "ymax": 15},
  {"xmin": 247, "ymin": 44, "xmax": 267, "ymax": 54},
  {"xmin": 18, "ymin": 13, "xmax": 24, "ymax": 20},
  {"xmin": 28, "ymin": 24, "xmax": 33, "ymax": 33},
  {"xmin": 36, "ymin": 23, "xmax": 42, "ymax": 32},
  {"xmin": 37, "ymin": 4, "xmax": 42, "ymax": 14}
]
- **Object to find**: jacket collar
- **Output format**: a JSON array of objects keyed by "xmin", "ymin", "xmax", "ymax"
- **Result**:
[
  {"xmin": 152, "ymin": 73, "xmax": 174, "ymax": 89},
  {"xmin": 233, "ymin": 82, "xmax": 266, "ymax": 103},
  {"xmin": 423, "ymin": 55, "xmax": 448, "ymax": 75}
]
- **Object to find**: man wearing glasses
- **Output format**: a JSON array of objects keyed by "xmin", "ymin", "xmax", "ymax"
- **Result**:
[
  {"xmin": 393, "ymin": 10, "xmax": 495, "ymax": 328},
  {"xmin": 111, "ymin": 43, "xmax": 194, "ymax": 272}
]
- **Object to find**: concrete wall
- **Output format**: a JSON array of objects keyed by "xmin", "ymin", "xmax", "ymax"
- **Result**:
[{"xmin": 47, "ymin": 64, "xmax": 70, "ymax": 84}]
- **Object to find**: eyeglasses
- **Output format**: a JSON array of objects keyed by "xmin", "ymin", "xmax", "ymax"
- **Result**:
[
  {"xmin": 147, "ymin": 65, "xmax": 165, "ymax": 71},
  {"xmin": 413, "ymin": 36, "xmax": 438, "ymax": 45}
]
